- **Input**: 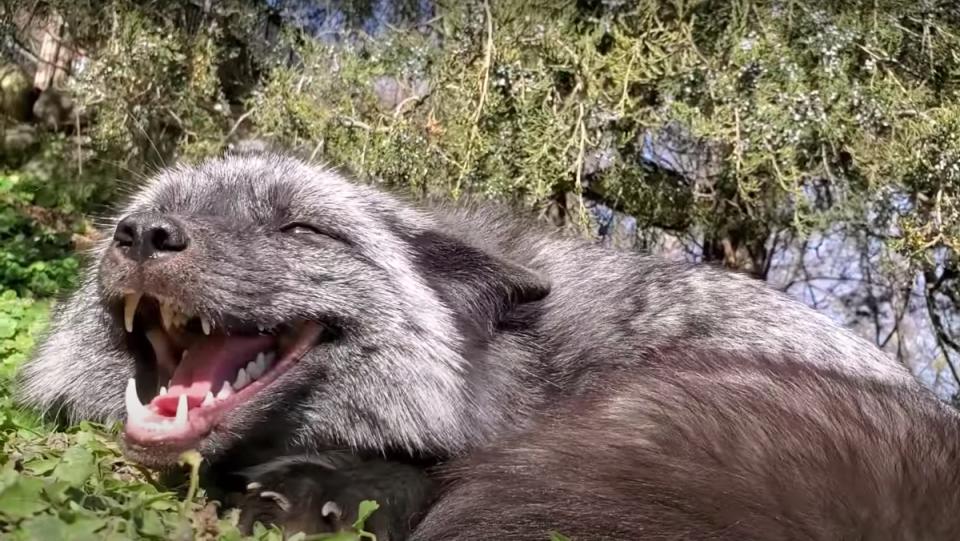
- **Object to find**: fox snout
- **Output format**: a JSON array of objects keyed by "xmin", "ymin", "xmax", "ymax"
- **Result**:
[{"xmin": 112, "ymin": 211, "xmax": 191, "ymax": 263}]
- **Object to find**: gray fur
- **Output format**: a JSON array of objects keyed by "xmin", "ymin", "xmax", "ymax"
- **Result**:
[
  {"xmin": 413, "ymin": 349, "xmax": 960, "ymax": 540},
  {"xmin": 15, "ymin": 151, "xmax": 951, "ymax": 539}
]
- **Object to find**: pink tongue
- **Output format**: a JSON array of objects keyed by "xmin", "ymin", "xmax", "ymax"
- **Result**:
[{"xmin": 151, "ymin": 334, "xmax": 275, "ymax": 415}]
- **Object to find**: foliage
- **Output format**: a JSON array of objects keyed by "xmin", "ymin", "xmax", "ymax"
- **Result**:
[
  {"xmin": 65, "ymin": 1, "xmax": 235, "ymax": 166},
  {"xmin": 0, "ymin": 0, "xmax": 958, "ymax": 538},
  {"xmin": 267, "ymin": 1, "xmax": 959, "ymax": 266},
  {"xmin": 0, "ymin": 170, "xmax": 82, "ymax": 298},
  {"xmin": 0, "ymin": 286, "xmax": 382, "ymax": 539},
  {"xmin": 0, "ymin": 415, "xmax": 383, "ymax": 540},
  {"xmin": 12, "ymin": 0, "xmax": 958, "ymax": 276},
  {"xmin": 0, "ymin": 291, "xmax": 49, "ymax": 384},
  {"xmin": 0, "ymin": 262, "xmax": 381, "ymax": 536}
]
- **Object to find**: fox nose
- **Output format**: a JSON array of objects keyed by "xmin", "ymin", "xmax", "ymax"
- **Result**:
[{"xmin": 113, "ymin": 212, "xmax": 189, "ymax": 262}]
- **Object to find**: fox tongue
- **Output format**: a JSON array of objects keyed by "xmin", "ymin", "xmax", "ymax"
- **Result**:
[{"xmin": 151, "ymin": 334, "xmax": 275, "ymax": 415}]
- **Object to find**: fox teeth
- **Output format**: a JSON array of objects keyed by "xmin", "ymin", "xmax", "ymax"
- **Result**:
[
  {"xmin": 159, "ymin": 302, "xmax": 174, "ymax": 330},
  {"xmin": 246, "ymin": 359, "xmax": 261, "ymax": 380},
  {"xmin": 125, "ymin": 378, "xmax": 147, "ymax": 421},
  {"xmin": 146, "ymin": 329, "xmax": 177, "ymax": 376},
  {"xmin": 253, "ymin": 352, "xmax": 271, "ymax": 378},
  {"xmin": 159, "ymin": 386, "xmax": 167, "ymax": 396},
  {"xmin": 201, "ymin": 317, "xmax": 212, "ymax": 335},
  {"xmin": 216, "ymin": 381, "xmax": 234, "ymax": 400},
  {"xmin": 174, "ymin": 394, "xmax": 189, "ymax": 425},
  {"xmin": 202, "ymin": 391, "xmax": 215, "ymax": 407},
  {"xmin": 234, "ymin": 367, "xmax": 250, "ymax": 390},
  {"xmin": 123, "ymin": 293, "xmax": 142, "ymax": 333}
]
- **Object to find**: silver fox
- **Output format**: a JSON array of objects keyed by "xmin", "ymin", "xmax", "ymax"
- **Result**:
[{"xmin": 16, "ymin": 150, "xmax": 960, "ymax": 540}]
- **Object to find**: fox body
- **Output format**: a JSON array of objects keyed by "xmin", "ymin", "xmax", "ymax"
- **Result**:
[{"xmin": 17, "ymin": 151, "xmax": 960, "ymax": 539}]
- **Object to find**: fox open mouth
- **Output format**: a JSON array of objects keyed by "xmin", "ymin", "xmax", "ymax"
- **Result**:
[{"xmin": 121, "ymin": 293, "xmax": 324, "ymax": 448}]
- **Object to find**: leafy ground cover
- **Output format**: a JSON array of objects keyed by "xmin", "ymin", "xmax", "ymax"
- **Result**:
[
  {"xmin": 0, "ymin": 386, "xmax": 380, "ymax": 541},
  {"xmin": 0, "ymin": 300, "xmax": 383, "ymax": 540}
]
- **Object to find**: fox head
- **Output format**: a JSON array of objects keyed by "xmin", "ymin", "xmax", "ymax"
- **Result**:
[{"xmin": 16, "ymin": 151, "xmax": 550, "ymax": 467}]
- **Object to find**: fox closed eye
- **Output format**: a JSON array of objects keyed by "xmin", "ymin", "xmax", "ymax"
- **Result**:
[
  {"xmin": 279, "ymin": 222, "xmax": 322, "ymax": 235},
  {"xmin": 279, "ymin": 222, "xmax": 352, "ymax": 246}
]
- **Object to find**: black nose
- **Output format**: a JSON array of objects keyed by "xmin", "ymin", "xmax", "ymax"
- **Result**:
[{"xmin": 113, "ymin": 212, "xmax": 189, "ymax": 262}]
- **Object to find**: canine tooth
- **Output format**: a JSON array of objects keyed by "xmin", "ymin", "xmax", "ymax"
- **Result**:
[
  {"xmin": 216, "ymin": 381, "xmax": 234, "ymax": 400},
  {"xmin": 123, "ymin": 293, "xmax": 142, "ymax": 333},
  {"xmin": 246, "ymin": 360, "xmax": 261, "ymax": 380},
  {"xmin": 201, "ymin": 317, "xmax": 211, "ymax": 335},
  {"xmin": 202, "ymin": 391, "xmax": 215, "ymax": 407},
  {"xmin": 174, "ymin": 394, "xmax": 189, "ymax": 425},
  {"xmin": 234, "ymin": 367, "xmax": 250, "ymax": 390},
  {"xmin": 159, "ymin": 302, "xmax": 173, "ymax": 330},
  {"xmin": 146, "ymin": 329, "xmax": 178, "ymax": 377},
  {"xmin": 125, "ymin": 378, "xmax": 147, "ymax": 421},
  {"xmin": 255, "ymin": 351, "xmax": 267, "ymax": 372},
  {"xmin": 159, "ymin": 386, "xmax": 167, "ymax": 396}
]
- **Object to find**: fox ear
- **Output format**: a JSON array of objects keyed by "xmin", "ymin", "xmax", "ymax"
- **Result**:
[{"xmin": 407, "ymin": 230, "xmax": 551, "ymax": 329}]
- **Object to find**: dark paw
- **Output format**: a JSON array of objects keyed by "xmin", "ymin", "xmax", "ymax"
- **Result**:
[{"xmin": 234, "ymin": 453, "xmax": 433, "ymax": 541}]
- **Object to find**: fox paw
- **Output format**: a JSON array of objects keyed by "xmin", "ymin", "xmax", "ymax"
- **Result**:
[{"xmin": 234, "ymin": 453, "xmax": 432, "ymax": 541}]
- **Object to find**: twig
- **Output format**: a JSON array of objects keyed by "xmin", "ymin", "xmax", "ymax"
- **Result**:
[
  {"xmin": 471, "ymin": 0, "xmax": 494, "ymax": 125},
  {"xmin": 392, "ymin": 95, "xmax": 420, "ymax": 118},
  {"xmin": 617, "ymin": 44, "xmax": 636, "ymax": 115},
  {"xmin": 308, "ymin": 138, "xmax": 325, "ymax": 162},
  {"xmin": 734, "ymin": 107, "xmax": 743, "ymax": 184},
  {"xmin": 223, "ymin": 107, "xmax": 256, "ymax": 142},
  {"xmin": 573, "ymin": 102, "xmax": 588, "ymax": 229},
  {"xmin": 923, "ymin": 270, "xmax": 960, "ymax": 389},
  {"xmin": 454, "ymin": 0, "xmax": 494, "ymax": 197},
  {"xmin": 75, "ymin": 107, "xmax": 82, "ymax": 176}
]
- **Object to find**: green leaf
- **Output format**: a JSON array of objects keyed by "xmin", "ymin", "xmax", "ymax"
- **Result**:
[
  {"xmin": 352, "ymin": 500, "xmax": 380, "ymax": 530},
  {"xmin": 52, "ymin": 445, "xmax": 95, "ymax": 485},
  {"xmin": 41, "ymin": 480, "xmax": 73, "ymax": 504},
  {"xmin": 138, "ymin": 509, "xmax": 167, "ymax": 538},
  {"xmin": 22, "ymin": 457, "xmax": 58, "ymax": 476},
  {"xmin": 0, "ymin": 475, "xmax": 50, "ymax": 520},
  {"xmin": 16, "ymin": 514, "xmax": 69, "ymax": 541},
  {"xmin": 0, "ymin": 312, "xmax": 17, "ymax": 339},
  {"xmin": 18, "ymin": 514, "xmax": 102, "ymax": 541},
  {"xmin": 310, "ymin": 532, "xmax": 363, "ymax": 541}
]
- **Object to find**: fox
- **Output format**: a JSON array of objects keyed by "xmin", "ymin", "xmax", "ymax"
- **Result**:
[{"xmin": 16, "ymin": 148, "xmax": 960, "ymax": 540}]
